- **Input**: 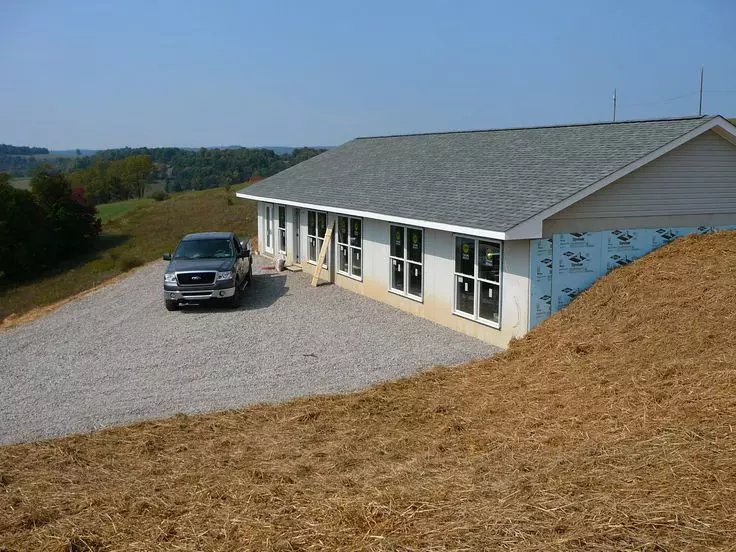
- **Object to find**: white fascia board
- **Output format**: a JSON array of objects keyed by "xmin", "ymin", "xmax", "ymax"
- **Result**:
[
  {"xmin": 504, "ymin": 116, "xmax": 736, "ymax": 240},
  {"xmin": 236, "ymin": 192, "xmax": 507, "ymax": 241}
]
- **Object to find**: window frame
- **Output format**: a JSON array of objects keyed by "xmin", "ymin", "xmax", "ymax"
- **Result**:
[
  {"xmin": 388, "ymin": 225, "xmax": 424, "ymax": 302},
  {"xmin": 336, "ymin": 216, "xmax": 363, "ymax": 281},
  {"xmin": 452, "ymin": 234, "xmax": 503, "ymax": 329},
  {"xmin": 263, "ymin": 203, "xmax": 274, "ymax": 254},
  {"xmin": 306, "ymin": 209, "xmax": 328, "ymax": 268},
  {"xmin": 277, "ymin": 205, "xmax": 287, "ymax": 254}
]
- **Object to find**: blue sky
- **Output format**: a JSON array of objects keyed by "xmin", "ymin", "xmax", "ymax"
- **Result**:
[{"xmin": 2, "ymin": 0, "xmax": 735, "ymax": 149}]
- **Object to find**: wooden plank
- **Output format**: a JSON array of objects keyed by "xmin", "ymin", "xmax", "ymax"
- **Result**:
[{"xmin": 311, "ymin": 221, "xmax": 335, "ymax": 287}]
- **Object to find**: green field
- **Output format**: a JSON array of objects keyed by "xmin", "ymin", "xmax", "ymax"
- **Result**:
[
  {"xmin": 0, "ymin": 187, "xmax": 256, "ymax": 322},
  {"xmin": 96, "ymin": 198, "xmax": 155, "ymax": 224},
  {"xmin": 9, "ymin": 176, "xmax": 31, "ymax": 190}
]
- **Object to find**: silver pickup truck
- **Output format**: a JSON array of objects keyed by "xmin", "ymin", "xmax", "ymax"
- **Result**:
[{"xmin": 162, "ymin": 231, "xmax": 252, "ymax": 311}]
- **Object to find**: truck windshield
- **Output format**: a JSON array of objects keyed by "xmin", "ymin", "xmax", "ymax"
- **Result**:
[{"xmin": 174, "ymin": 239, "xmax": 234, "ymax": 260}]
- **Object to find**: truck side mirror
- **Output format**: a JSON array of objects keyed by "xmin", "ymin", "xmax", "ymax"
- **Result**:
[
  {"xmin": 163, "ymin": 253, "xmax": 171, "ymax": 261},
  {"xmin": 239, "ymin": 239, "xmax": 249, "ymax": 251}
]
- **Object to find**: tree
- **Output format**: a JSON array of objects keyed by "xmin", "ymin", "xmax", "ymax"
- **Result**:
[
  {"xmin": 0, "ymin": 173, "xmax": 52, "ymax": 280},
  {"xmin": 30, "ymin": 166, "xmax": 101, "ymax": 261}
]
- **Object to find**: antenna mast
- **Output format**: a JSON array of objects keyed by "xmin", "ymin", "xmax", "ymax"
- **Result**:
[
  {"xmin": 698, "ymin": 68, "xmax": 704, "ymax": 116},
  {"xmin": 612, "ymin": 88, "xmax": 617, "ymax": 121}
]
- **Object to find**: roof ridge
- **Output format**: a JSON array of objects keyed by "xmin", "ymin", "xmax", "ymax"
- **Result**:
[{"xmin": 355, "ymin": 115, "xmax": 714, "ymax": 140}]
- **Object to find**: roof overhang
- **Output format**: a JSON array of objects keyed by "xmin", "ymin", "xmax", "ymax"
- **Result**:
[
  {"xmin": 235, "ymin": 193, "xmax": 508, "ymax": 241},
  {"xmin": 504, "ymin": 115, "xmax": 736, "ymax": 239}
]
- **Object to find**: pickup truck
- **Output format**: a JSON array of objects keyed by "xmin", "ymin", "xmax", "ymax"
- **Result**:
[{"xmin": 162, "ymin": 232, "xmax": 252, "ymax": 311}]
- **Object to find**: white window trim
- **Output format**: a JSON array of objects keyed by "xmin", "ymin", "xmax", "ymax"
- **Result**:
[
  {"xmin": 452, "ymin": 234, "xmax": 503, "ymax": 329},
  {"xmin": 306, "ymin": 210, "xmax": 328, "ymax": 268},
  {"xmin": 388, "ymin": 225, "xmax": 423, "ymax": 303},
  {"xmin": 336, "ymin": 216, "xmax": 363, "ymax": 282},
  {"xmin": 277, "ymin": 205, "xmax": 287, "ymax": 255}
]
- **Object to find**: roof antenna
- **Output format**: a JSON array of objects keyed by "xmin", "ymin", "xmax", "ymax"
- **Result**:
[
  {"xmin": 612, "ymin": 88, "xmax": 617, "ymax": 122},
  {"xmin": 698, "ymin": 67, "xmax": 704, "ymax": 116}
]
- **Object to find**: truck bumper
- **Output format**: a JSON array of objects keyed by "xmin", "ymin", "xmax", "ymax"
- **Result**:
[{"xmin": 164, "ymin": 286, "xmax": 236, "ymax": 302}]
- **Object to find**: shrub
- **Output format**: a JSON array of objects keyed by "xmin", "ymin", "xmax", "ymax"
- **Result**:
[
  {"xmin": 150, "ymin": 190, "xmax": 169, "ymax": 201},
  {"xmin": 118, "ymin": 255, "xmax": 144, "ymax": 272},
  {"xmin": 226, "ymin": 196, "xmax": 234, "ymax": 206}
]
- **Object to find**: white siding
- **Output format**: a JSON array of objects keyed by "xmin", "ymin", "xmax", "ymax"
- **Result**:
[{"xmin": 550, "ymin": 130, "xmax": 736, "ymax": 220}]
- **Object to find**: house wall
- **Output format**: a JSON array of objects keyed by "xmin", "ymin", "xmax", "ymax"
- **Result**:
[
  {"xmin": 546, "ymin": 130, "xmax": 736, "ymax": 234},
  {"xmin": 293, "ymin": 215, "xmax": 529, "ymax": 348}
]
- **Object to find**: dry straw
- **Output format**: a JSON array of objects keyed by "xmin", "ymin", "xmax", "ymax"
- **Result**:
[{"xmin": 2, "ymin": 232, "xmax": 735, "ymax": 551}]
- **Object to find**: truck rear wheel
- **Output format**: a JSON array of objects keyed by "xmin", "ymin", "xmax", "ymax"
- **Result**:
[{"xmin": 165, "ymin": 299, "xmax": 180, "ymax": 311}]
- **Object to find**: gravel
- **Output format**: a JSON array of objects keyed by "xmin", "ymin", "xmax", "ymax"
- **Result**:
[{"xmin": 0, "ymin": 257, "xmax": 498, "ymax": 445}]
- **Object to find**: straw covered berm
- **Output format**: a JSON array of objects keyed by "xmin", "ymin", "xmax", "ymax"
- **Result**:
[{"xmin": 1, "ymin": 231, "xmax": 735, "ymax": 551}]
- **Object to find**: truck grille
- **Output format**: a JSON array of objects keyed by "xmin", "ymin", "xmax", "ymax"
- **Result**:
[{"xmin": 177, "ymin": 271, "xmax": 216, "ymax": 285}]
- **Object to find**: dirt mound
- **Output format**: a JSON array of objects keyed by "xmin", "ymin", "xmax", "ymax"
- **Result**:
[{"xmin": 2, "ymin": 231, "xmax": 735, "ymax": 551}]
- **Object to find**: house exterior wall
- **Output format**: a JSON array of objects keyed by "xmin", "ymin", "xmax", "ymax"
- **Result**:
[{"xmin": 547, "ymin": 130, "xmax": 736, "ymax": 230}]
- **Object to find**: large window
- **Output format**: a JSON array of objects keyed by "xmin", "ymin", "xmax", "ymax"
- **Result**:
[
  {"xmin": 389, "ymin": 225, "xmax": 423, "ymax": 301},
  {"xmin": 453, "ymin": 236, "xmax": 502, "ymax": 327},
  {"xmin": 307, "ymin": 210, "xmax": 328, "ymax": 266},
  {"xmin": 337, "ymin": 216, "xmax": 362, "ymax": 279},
  {"xmin": 277, "ymin": 206, "xmax": 286, "ymax": 254}
]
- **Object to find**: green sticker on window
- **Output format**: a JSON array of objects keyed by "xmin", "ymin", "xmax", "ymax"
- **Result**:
[{"xmin": 487, "ymin": 250, "xmax": 494, "ymax": 262}]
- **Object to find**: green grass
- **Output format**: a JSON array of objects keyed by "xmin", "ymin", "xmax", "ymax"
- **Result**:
[
  {"xmin": 96, "ymin": 198, "xmax": 155, "ymax": 224},
  {"xmin": 0, "ymin": 187, "xmax": 256, "ymax": 321}
]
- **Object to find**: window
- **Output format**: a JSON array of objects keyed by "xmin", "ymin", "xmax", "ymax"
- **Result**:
[
  {"xmin": 337, "ymin": 216, "xmax": 362, "ymax": 279},
  {"xmin": 264, "ymin": 204, "xmax": 273, "ymax": 253},
  {"xmin": 307, "ymin": 210, "xmax": 328, "ymax": 267},
  {"xmin": 389, "ymin": 225, "xmax": 423, "ymax": 301},
  {"xmin": 453, "ymin": 236, "xmax": 502, "ymax": 327},
  {"xmin": 278, "ymin": 205, "xmax": 286, "ymax": 254},
  {"xmin": 174, "ymin": 239, "xmax": 234, "ymax": 260}
]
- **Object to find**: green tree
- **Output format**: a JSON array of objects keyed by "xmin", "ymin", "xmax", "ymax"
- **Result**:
[{"xmin": 0, "ymin": 173, "xmax": 53, "ymax": 280}]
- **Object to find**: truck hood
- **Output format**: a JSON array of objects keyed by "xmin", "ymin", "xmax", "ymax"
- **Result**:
[{"xmin": 166, "ymin": 258, "xmax": 235, "ymax": 273}]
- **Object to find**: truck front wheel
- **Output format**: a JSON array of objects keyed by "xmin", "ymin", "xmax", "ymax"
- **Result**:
[{"xmin": 165, "ymin": 299, "xmax": 180, "ymax": 311}]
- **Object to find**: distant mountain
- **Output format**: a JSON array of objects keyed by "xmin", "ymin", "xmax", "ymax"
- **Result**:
[{"xmin": 50, "ymin": 149, "xmax": 98, "ymax": 157}]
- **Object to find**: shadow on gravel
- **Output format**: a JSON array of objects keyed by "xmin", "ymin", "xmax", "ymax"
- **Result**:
[{"xmin": 178, "ymin": 273, "xmax": 288, "ymax": 314}]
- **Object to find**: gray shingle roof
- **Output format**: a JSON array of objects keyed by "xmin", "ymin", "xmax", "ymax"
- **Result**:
[{"xmin": 239, "ymin": 116, "xmax": 714, "ymax": 233}]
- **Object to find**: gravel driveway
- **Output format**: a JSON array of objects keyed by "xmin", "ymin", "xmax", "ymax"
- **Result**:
[{"xmin": 0, "ymin": 257, "xmax": 497, "ymax": 445}]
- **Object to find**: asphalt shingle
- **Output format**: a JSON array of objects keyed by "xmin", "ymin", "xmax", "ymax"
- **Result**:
[{"xmin": 239, "ymin": 116, "xmax": 713, "ymax": 232}]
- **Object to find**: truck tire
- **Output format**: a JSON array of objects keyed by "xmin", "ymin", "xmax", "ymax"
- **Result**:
[
  {"xmin": 165, "ymin": 299, "xmax": 180, "ymax": 311},
  {"xmin": 226, "ymin": 282, "xmax": 242, "ymax": 308}
]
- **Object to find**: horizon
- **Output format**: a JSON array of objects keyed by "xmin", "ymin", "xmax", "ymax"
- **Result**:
[{"xmin": 2, "ymin": 0, "xmax": 735, "ymax": 149}]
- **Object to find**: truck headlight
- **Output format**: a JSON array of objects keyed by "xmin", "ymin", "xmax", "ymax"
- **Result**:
[
  {"xmin": 164, "ymin": 273, "xmax": 177, "ymax": 284},
  {"xmin": 217, "ymin": 271, "xmax": 233, "ymax": 280}
]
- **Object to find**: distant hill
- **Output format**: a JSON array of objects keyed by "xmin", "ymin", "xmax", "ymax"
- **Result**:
[{"xmin": 50, "ymin": 149, "xmax": 98, "ymax": 157}]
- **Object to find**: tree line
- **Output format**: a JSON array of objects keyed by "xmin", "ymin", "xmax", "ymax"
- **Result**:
[
  {"xmin": 0, "ymin": 144, "xmax": 50, "ymax": 155},
  {"xmin": 0, "ymin": 169, "xmax": 101, "ymax": 281},
  {"xmin": 77, "ymin": 146, "xmax": 326, "ymax": 193},
  {"xmin": 3, "ymin": 145, "xmax": 326, "ymax": 203},
  {"xmin": 67, "ymin": 155, "xmax": 154, "ymax": 204}
]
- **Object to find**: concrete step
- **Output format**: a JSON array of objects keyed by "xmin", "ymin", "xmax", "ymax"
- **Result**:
[{"xmin": 285, "ymin": 265, "xmax": 303, "ymax": 272}]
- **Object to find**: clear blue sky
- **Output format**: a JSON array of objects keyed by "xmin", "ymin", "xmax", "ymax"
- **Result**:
[{"xmin": 2, "ymin": 0, "xmax": 735, "ymax": 149}]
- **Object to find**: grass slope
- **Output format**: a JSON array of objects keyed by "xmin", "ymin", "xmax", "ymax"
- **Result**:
[
  {"xmin": 96, "ymin": 198, "xmax": 155, "ymax": 224},
  {"xmin": 1, "ymin": 231, "xmax": 735, "ymax": 551},
  {"xmin": 0, "ymin": 187, "xmax": 256, "ymax": 323}
]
